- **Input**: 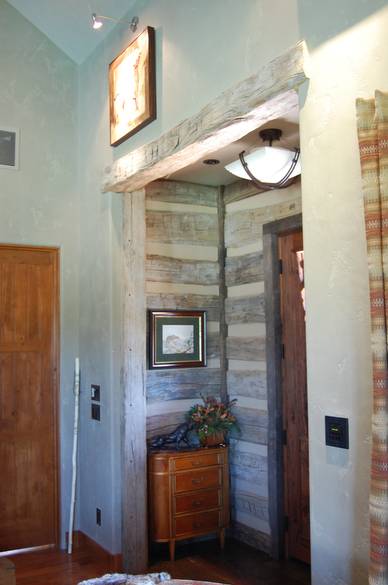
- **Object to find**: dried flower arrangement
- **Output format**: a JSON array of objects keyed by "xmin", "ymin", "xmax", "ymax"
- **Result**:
[{"xmin": 187, "ymin": 396, "xmax": 239, "ymax": 446}]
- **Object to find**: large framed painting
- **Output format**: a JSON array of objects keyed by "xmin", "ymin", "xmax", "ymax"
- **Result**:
[
  {"xmin": 109, "ymin": 26, "xmax": 156, "ymax": 146},
  {"xmin": 149, "ymin": 310, "xmax": 207, "ymax": 369}
]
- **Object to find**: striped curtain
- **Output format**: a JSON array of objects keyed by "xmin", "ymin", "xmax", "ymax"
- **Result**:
[{"xmin": 357, "ymin": 91, "xmax": 388, "ymax": 585}]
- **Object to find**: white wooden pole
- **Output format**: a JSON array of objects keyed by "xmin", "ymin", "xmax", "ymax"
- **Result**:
[{"xmin": 68, "ymin": 357, "xmax": 80, "ymax": 554}]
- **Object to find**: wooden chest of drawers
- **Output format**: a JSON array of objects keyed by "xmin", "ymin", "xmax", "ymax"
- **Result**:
[{"xmin": 148, "ymin": 447, "xmax": 229, "ymax": 560}]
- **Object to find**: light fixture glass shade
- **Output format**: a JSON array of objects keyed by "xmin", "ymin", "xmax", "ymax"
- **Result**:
[{"xmin": 225, "ymin": 146, "xmax": 301, "ymax": 184}]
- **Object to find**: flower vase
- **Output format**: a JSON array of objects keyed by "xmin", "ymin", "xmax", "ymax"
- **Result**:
[{"xmin": 200, "ymin": 431, "xmax": 225, "ymax": 447}]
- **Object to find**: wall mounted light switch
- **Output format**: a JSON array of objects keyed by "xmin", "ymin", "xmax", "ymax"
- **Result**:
[
  {"xmin": 325, "ymin": 416, "xmax": 349, "ymax": 449},
  {"xmin": 91, "ymin": 403, "xmax": 100, "ymax": 421},
  {"xmin": 91, "ymin": 384, "xmax": 100, "ymax": 402}
]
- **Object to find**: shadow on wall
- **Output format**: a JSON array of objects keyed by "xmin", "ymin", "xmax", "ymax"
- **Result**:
[{"xmin": 298, "ymin": 0, "xmax": 388, "ymax": 49}]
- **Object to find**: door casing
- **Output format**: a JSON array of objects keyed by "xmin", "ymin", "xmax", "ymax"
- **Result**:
[{"xmin": 263, "ymin": 213, "xmax": 305, "ymax": 560}]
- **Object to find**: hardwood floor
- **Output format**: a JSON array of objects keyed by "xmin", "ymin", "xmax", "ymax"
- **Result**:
[
  {"xmin": 10, "ymin": 538, "xmax": 310, "ymax": 585},
  {"xmin": 150, "ymin": 539, "xmax": 310, "ymax": 585}
]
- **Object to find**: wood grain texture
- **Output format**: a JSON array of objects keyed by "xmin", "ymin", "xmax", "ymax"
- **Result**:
[
  {"xmin": 227, "ymin": 370, "xmax": 267, "ymax": 399},
  {"xmin": 225, "ymin": 295, "xmax": 265, "ymax": 325},
  {"xmin": 146, "ymin": 180, "xmax": 218, "ymax": 207},
  {"xmin": 225, "ymin": 252, "xmax": 263, "ymax": 287},
  {"xmin": 146, "ymin": 294, "xmax": 220, "ymax": 321},
  {"xmin": 232, "ymin": 493, "xmax": 269, "ymax": 522},
  {"xmin": 146, "ymin": 211, "xmax": 218, "ymax": 246},
  {"xmin": 263, "ymin": 213, "xmax": 302, "ymax": 560},
  {"xmin": 218, "ymin": 187, "xmax": 228, "ymax": 401},
  {"xmin": 232, "ymin": 522, "xmax": 271, "ymax": 553},
  {"xmin": 146, "ymin": 255, "xmax": 219, "ymax": 285},
  {"xmin": 207, "ymin": 332, "xmax": 220, "ymax": 359},
  {"xmin": 103, "ymin": 42, "xmax": 306, "ymax": 192},
  {"xmin": 0, "ymin": 245, "xmax": 59, "ymax": 551},
  {"xmin": 224, "ymin": 181, "xmax": 262, "ymax": 205},
  {"xmin": 146, "ymin": 368, "xmax": 221, "ymax": 403},
  {"xmin": 147, "ymin": 411, "xmax": 186, "ymax": 438},
  {"xmin": 230, "ymin": 451, "xmax": 268, "ymax": 484},
  {"xmin": 227, "ymin": 337, "xmax": 266, "ymax": 361},
  {"xmin": 148, "ymin": 448, "xmax": 229, "ymax": 559},
  {"xmin": 231, "ymin": 407, "xmax": 268, "ymax": 445},
  {"xmin": 225, "ymin": 199, "xmax": 301, "ymax": 247},
  {"xmin": 9, "ymin": 534, "xmax": 311, "ymax": 585},
  {"xmin": 121, "ymin": 191, "xmax": 148, "ymax": 572}
]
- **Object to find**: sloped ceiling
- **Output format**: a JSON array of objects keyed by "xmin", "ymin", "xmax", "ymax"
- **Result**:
[{"xmin": 6, "ymin": 0, "xmax": 138, "ymax": 63}]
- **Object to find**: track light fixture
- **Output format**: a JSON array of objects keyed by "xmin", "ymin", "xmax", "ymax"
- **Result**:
[
  {"xmin": 225, "ymin": 128, "xmax": 301, "ymax": 191},
  {"xmin": 91, "ymin": 13, "xmax": 139, "ymax": 32}
]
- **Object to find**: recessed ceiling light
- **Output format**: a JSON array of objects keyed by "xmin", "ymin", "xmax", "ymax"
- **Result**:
[{"xmin": 203, "ymin": 159, "xmax": 220, "ymax": 165}]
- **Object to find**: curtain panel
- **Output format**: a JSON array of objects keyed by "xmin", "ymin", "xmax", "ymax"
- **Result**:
[{"xmin": 357, "ymin": 91, "xmax": 388, "ymax": 585}]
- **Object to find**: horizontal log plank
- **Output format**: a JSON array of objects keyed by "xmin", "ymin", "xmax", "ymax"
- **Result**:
[
  {"xmin": 146, "ymin": 293, "xmax": 220, "ymax": 321},
  {"xmin": 231, "ymin": 424, "xmax": 267, "ymax": 445},
  {"xmin": 225, "ymin": 295, "xmax": 265, "ymax": 324},
  {"xmin": 146, "ymin": 412, "xmax": 186, "ymax": 439},
  {"xmin": 146, "ymin": 255, "xmax": 219, "ymax": 285},
  {"xmin": 103, "ymin": 42, "xmax": 306, "ymax": 193},
  {"xmin": 227, "ymin": 336, "xmax": 266, "ymax": 361},
  {"xmin": 146, "ymin": 210, "xmax": 218, "ymax": 246},
  {"xmin": 146, "ymin": 180, "xmax": 218, "ymax": 207},
  {"xmin": 224, "ymin": 180, "xmax": 261, "ymax": 205},
  {"xmin": 232, "ymin": 492, "xmax": 269, "ymax": 522},
  {"xmin": 225, "ymin": 199, "xmax": 302, "ymax": 247},
  {"xmin": 225, "ymin": 252, "xmax": 263, "ymax": 287},
  {"xmin": 230, "ymin": 463, "xmax": 268, "ymax": 489},
  {"xmin": 232, "ymin": 521, "xmax": 271, "ymax": 553},
  {"xmin": 147, "ymin": 368, "xmax": 221, "ymax": 403},
  {"xmin": 207, "ymin": 332, "xmax": 220, "ymax": 359},
  {"xmin": 227, "ymin": 370, "xmax": 267, "ymax": 400},
  {"xmin": 230, "ymin": 451, "xmax": 268, "ymax": 483},
  {"xmin": 234, "ymin": 406, "xmax": 268, "ymax": 428}
]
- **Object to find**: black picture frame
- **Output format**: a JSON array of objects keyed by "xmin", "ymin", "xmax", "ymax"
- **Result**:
[{"xmin": 149, "ymin": 310, "xmax": 207, "ymax": 369}]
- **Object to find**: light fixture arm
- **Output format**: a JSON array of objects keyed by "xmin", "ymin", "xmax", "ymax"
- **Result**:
[
  {"xmin": 92, "ymin": 13, "xmax": 139, "ymax": 32},
  {"xmin": 238, "ymin": 147, "xmax": 300, "ymax": 191}
]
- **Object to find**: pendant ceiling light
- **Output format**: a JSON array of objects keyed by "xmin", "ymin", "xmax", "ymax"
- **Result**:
[{"xmin": 225, "ymin": 128, "xmax": 301, "ymax": 191}]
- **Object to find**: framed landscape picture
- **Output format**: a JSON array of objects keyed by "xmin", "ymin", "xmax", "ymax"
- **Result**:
[
  {"xmin": 109, "ymin": 26, "xmax": 156, "ymax": 146},
  {"xmin": 149, "ymin": 310, "xmax": 207, "ymax": 369}
]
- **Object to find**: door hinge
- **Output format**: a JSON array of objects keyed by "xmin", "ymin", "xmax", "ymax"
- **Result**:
[
  {"xmin": 282, "ymin": 343, "xmax": 285, "ymax": 359},
  {"xmin": 279, "ymin": 258, "xmax": 283, "ymax": 274},
  {"xmin": 282, "ymin": 428, "xmax": 287, "ymax": 446},
  {"xmin": 284, "ymin": 515, "xmax": 289, "ymax": 531}
]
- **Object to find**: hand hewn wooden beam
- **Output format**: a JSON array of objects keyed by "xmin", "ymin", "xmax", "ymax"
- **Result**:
[
  {"xmin": 121, "ymin": 190, "xmax": 147, "ymax": 573},
  {"xmin": 103, "ymin": 41, "xmax": 307, "ymax": 193}
]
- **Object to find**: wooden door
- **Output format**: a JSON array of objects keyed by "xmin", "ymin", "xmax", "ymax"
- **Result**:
[
  {"xmin": 0, "ymin": 245, "xmax": 59, "ymax": 552},
  {"xmin": 279, "ymin": 230, "xmax": 310, "ymax": 564}
]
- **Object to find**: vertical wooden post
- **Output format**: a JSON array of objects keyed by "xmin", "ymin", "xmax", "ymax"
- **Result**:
[
  {"xmin": 217, "ymin": 186, "xmax": 228, "ymax": 402},
  {"xmin": 121, "ymin": 190, "xmax": 148, "ymax": 572}
]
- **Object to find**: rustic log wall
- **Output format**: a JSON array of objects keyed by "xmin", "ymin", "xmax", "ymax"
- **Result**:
[
  {"xmin": 143, "ymin": 177, "xmax": 301, "ymax": 555},
  {"xmin": 225, "ymin": 178, "xmax": 302, "ymax": 553},
  {"xmin": 145, "ymin": 180, "xmax": 222, "ymax": 439}
]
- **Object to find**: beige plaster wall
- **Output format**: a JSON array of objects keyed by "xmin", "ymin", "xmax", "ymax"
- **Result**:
[
  {"xmin": 299, "ymin": 5, "xmax": 388, "ymax": 584},
  {"xmin": 0, "ymin": 0, "xmax": 79, "ymax": 546}
]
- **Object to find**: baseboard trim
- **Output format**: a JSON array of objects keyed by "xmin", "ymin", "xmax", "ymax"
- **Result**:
[{"xmin": 67, "ymin": 531, "xmax": 123, "ymax": 572}]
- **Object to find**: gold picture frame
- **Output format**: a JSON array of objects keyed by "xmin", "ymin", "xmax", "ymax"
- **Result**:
[{"xmin": 109, "ymin": 26, "xmax": 156, "ymax": 147}]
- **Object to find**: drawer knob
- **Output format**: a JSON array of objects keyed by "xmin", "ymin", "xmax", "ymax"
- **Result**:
[
  {"xmin": 193, "ymin": 522, "xmax": 203, "ymax": 529},
  {"xmin": 192, "ymin": 461, "xmax": 202, "ymax": 466},
  {"xmin": 193, "ymin": 500, "xmax": 203, "ymax": 507}
]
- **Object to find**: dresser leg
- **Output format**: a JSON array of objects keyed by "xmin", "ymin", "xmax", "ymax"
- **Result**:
[
  {"xmin": 220, "ymin": 528, "xmax": 225, "ymax": 550},
  {"xmin": 169, "ymin": 539, "xmax": 176, "ymax": 561}
]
